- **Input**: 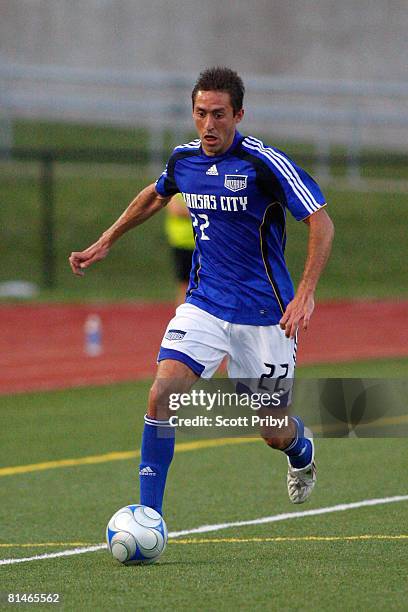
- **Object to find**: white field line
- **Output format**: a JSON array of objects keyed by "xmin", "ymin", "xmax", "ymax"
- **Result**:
[
  {"xmin": 0, "ymin": 545, "xmax": 105, "ymax": 566},
  {"xmin": 168, "ymin": 494, "xmax": 408, "ymax": 537},
  {"xmin": 1, "ymin": 494, "xmax": 407, "ymax": 566}
]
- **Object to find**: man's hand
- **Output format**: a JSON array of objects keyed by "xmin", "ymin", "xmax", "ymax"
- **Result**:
[
  {"xmin": 280, "ymin": 208, "xmax": 334, "ymax": 339},
  {"xmin": 69, "ymin": 237, "xmax": 110, "ymax": 276},
  {"xmin": 279, "ymin": 289, "xmax": 315, "ymax": 339},
  {"xmin": 69, "ymin": 183, "xmax": 169, "ymax": 277}
]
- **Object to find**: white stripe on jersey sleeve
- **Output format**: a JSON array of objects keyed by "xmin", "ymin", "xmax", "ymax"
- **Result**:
[
  {"xmin": 174, "ymin": 139, "xmax": 201, "ymax": 151},
  {"xmin": 242, "ymin": 137, "xmax": 321, "ymax": 215},
  {"xmin": 243, "ymin": 136, "xmax": 319, "ymax": 214}
]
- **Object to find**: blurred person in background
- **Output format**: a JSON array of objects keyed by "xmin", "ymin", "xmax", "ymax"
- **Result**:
[{"xmin": 165, "ymin": 193, "xmax": 195, "ymax": 307}]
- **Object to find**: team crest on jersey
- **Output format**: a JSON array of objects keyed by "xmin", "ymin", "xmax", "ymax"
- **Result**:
[{"xmin": 224, "ymin": 174, "xmax": 247, "ymax": 192}]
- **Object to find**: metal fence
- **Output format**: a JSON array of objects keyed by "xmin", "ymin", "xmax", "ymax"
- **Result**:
[{"xmin": 2, "ymin": 63, "xmax": 408, "ymax": 179}]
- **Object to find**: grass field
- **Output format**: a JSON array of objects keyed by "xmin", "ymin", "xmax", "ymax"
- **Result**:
[
  {"xmin": 1, "ymin": 360, "xmax": 408, "ymax": 610},
  {"xmin": 1, "ymin": 169, "xmax": 406, "ymax": 303}
]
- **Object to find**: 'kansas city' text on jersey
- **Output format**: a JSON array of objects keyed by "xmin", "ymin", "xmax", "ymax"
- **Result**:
[{"xmin": 155, "ymin": 131, "xmax": 326, "ymax": 325}]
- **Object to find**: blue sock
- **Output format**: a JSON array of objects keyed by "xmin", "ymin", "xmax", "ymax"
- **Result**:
[
  {"xmin": 283, "ymin": 416, "xmax": 313, "ymax": 469},
  {"xmin": 139, "ymin": 415, "xmax": 175, "ymax": 516}
]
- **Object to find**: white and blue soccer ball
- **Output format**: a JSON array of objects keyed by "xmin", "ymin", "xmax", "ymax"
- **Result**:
[{"xmin": 106, "ymin": 504, "xmax": 167, "ymax": 565}]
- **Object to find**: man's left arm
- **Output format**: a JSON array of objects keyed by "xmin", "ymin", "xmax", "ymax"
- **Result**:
[{"xmin": 279, "ymin": 208, "xmax": 334, "ymax": 339}]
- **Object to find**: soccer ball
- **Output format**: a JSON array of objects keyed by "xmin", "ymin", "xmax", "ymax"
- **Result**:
[{"xmin": 106, "ymin": 504, "xmax": 167, "ymax": 565}]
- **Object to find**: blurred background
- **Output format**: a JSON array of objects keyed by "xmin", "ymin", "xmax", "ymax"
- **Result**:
[{"xmin": 1, "ymin": 0, "xmax": 407, "ymax": 303}]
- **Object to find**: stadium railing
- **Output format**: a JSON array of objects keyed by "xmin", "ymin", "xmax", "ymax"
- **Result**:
[{"xmin": 1, "ymin": 63, "xmax": 408, "ymax": 179}]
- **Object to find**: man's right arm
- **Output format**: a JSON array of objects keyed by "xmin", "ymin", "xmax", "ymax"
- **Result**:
[{"xmin": 69, "ymin": 183, "xmax": 170, "ymax": 276}]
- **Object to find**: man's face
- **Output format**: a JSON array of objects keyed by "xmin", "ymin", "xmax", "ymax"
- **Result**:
[{"xmin": 193, "ymin": 90, "xmax": 244, "ymax": 156}]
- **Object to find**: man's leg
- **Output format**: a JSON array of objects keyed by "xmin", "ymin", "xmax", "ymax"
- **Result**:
[
  {"xmin": 139, "ymin": 359, "xmax": 198, "ymax": 515},
  {"xmin": 142, "ymin": 302, "xmax": 229, "ymax": 515},
  {"xmin": 262, "ymin": 417, "xmax": 316, "ymax": 504},
  {"xmin": 262, "ymin": 415, "xmax": 313, "ymax": 467},
  {"xmin": 228, "ymin": 324, "xmax": 316, "ymax": 504}
]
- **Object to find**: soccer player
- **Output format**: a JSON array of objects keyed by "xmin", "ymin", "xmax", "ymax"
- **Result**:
[{"xmin": 69, "ymin": 67, "xmax": 334, "ymax": 514}]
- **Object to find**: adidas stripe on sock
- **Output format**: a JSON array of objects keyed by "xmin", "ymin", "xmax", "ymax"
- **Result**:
[{"xmin": 139, "ymin": 415, "xmax": 175, "ymax": 515}]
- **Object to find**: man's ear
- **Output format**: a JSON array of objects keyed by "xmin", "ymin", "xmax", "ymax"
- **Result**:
[{"xmin": 235, "ymin": 108, "xmax": 244, "ymax": 124}]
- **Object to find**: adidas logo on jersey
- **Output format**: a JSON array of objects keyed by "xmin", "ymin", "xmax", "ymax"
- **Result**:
[
  {"xmin": 206, "ymin": 164, "xmax": 219, "ymax": 176},
  {"xmin": 139, "ymin": 466, "xmax": 156, "ymax": 476}
]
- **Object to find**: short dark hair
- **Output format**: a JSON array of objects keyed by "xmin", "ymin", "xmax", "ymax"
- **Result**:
[{"xmin": 192, "ymin": 66, "xmax": 245, "ymax": 115}]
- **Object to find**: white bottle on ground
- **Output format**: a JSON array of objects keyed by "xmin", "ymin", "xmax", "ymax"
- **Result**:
[{"xmin": 84, "ymin": 314, "xmax": 103, "ymax": 356}]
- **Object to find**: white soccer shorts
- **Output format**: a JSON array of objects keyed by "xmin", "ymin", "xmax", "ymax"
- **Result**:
[{"xmin": 158, "ymin": 303, "xmax": 297, "ymax": 382}]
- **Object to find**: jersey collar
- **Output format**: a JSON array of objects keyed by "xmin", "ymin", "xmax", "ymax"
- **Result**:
[{"xmin": 200, "ymin": 131, "xmax": 244, "ymax": 160}]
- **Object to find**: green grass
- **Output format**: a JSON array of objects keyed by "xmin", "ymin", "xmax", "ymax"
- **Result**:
[
  {"xmin": 13, "ymin": 120, "xmax": 151, "ymax": 151},
  {"xmin": 1, "ymin": 170, "xmax": 406, "ymax": 302},
  {"xmin": 285, "ymin": 186, "xmax": 408, "ymax": 299},
  {"xmin": 1, "ymin": 359, "xmax": 408, "ymax": 610},
  {"xmin": 299, "ymin": 357, "xmax": 408, "ymax": 377},
  {"xmin": 0, "ymin": 173, "xmax": 175, "ymax": 301},
  {"xmin": 1, "ymin": 119, "xmax": 407, "ymax": 302}
]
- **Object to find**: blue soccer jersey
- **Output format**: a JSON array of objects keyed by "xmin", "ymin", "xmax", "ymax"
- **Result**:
[{"xmin": 156, "ymin": 131, "xmax": 326, "ymax": 325}]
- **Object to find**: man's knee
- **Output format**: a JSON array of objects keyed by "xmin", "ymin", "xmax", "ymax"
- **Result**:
[
  {"xmin": 262, "ymin": 435, "xmax": 292, "ymax": 450},
  {"xmin": 261, "ymin": 414, "xmax": 296, "ymax": 449},
  {"xmin": 147, "ymin": 359, "xmax": 198, "ymax": 420},
  {"xmin": 148, "ymin": 380, "xmax": 172, "ymax": 420}
]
